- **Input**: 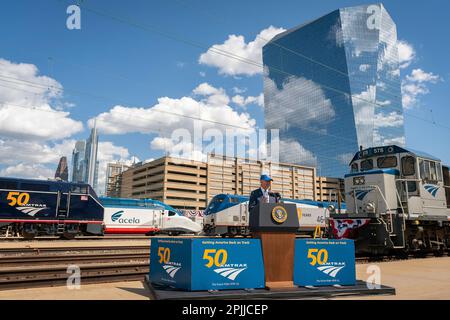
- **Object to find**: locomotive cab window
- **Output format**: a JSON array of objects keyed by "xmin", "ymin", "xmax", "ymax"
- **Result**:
[
  {"xmin": 351, "ymin": 163, "xmax": 359, "ymax": 173},
  {"xmin": 401, "ymin": 156, "xmax": 416, "ymax": 176},
  {"xmin": 360, "ymin": 159, "xmax": 373, "ymax": 171},
  {"xmin": 71, "ymin": 185, "xmax": 88, "ymax": 194},
  {"xmin": 419, "ymin": 159, "xmax": 442, "ymax": 183},
  {"xmin": 377, "ymin": 156, "xmax": 397, "ymax": 169},
  {"xmin": 430, "ymin": 162, "xmax": 438, "ymax": 181},
  {"xmin": 168, "ymin": 211, "xmax": 177, "ymax": 216}
]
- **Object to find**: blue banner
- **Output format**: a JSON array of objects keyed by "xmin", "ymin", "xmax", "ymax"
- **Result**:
[
  {"xmin": 149, "ymin": 237, "xmax": 265, "ymax": 291},
  {"xmin": 294, "ymin": 239, "xmax": 356, "ymax": 286},
  {"xmin": 191, "ymin": 238, "xmax": 265, "ymax": 291},
  {"xmin": 149, "ymin": 238, "xmax": 192, "ymax": 290}
]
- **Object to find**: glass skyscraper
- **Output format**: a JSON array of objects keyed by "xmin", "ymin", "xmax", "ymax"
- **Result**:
[
  {"xmin": 263, "ymin": 3, "xmax": 405, "ymax": 177},
  {"xmin": 71, "ymin": 125, "xmax": 99, "ymax": 192}
]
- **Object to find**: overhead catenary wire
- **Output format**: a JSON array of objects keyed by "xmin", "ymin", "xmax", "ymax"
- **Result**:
[
  {"xmin": 0, "ymin": 0, "xmax": 447, "ymax": 166},
  {"xmin": 173, "ymin": 0, "xmax": 407, "ymax": 97},
  {"xmin": 0, "ymin": 75, "xmax": 446, "ymax": 165},
  {"xmin": 48, "ymin": 0, "xmax": 449, "ymax": 133}
]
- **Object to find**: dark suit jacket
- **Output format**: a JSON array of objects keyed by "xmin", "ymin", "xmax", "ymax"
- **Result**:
[{"xmin": 248, "ymin": 188, "xmax": 281, "ymax": 214}]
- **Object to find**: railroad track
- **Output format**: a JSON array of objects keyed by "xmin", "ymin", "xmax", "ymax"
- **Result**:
[
  {"xmin": 0, "ymin": 235, "xmax": 153, "ymax": 241},
  {"xmin": 0, "ymin": 245, "xmax": 150, "ymax": 291}
]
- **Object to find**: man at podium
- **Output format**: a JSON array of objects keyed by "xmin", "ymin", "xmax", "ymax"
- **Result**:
[{"xmin": 248, "ymin": 174, "xmax": 281, "ymax": 214}]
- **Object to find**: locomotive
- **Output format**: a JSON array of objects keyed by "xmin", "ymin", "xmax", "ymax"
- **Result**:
[
  {"xmin": 0, "ymin": 177, "xmax": 104, "ymax": 239},
  {"xmin": 203, "ymin": 193, "xmax": 345, "ymax": 236},
  {"xmin": 329, "ymin": 145, "xmax": 450, "ymax": 256},
  {"xmin": 0, "ymin": 177, "xmax": 202, "ymax": 239}
]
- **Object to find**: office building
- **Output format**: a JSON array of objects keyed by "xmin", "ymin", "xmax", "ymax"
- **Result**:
[
  {"xmin": 105, "ymin": 162, "xmax": 130, "ymax": 197},
  {"xmin": 263, "ymin": 3, "xmax": 406, "ymax": 177},
  {"xmin": 70, "ymin": 125, "xmax": 99, "ymax": 192},
  {"xmin": 117, "ymin": 155, "xmax": 342, "ymax": 210}
]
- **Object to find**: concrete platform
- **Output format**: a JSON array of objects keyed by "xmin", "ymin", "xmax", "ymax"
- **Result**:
[
  {"xmin": 0, "ymin": 257, "xmax": 449, "ymax": 300},
  {"xmin": 145, "ymin": 276, "xmax": 394, "ymax": 300}
]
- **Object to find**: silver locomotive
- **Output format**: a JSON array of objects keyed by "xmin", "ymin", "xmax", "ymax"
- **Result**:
[{"xmin": 330, "ymin": 145, "xmax": 450, "ymax": 255}]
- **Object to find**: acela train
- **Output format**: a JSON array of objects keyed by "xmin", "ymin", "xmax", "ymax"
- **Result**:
[
  {"xmin": 101, "ymin": 197, "xmax": 202, "ymax": 235},
  {"xmin": 330, "ymin": 145, "xmax": 450, "ymax": 255},
  {"xmin": 0, "ymin": 177, "xmax": 201, "ymax": 239},
  {"xmin": 203, "ymin": 193, "xmax": 345, "ymax": 236}
]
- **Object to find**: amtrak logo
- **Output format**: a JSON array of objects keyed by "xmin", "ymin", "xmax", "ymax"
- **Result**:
[
  {"xmin": 16, "ymin": 206, "xmax": 46, "ymax": 217},
  {"xmin": 214, "ymin": 267, "xmax": 247, "ymax": 281},
  {"xmin": 111, "ymin": 210, "xmax": 124, "ymax": 222},
  {"xmin": 162, "ymin": 265, "xmax": 181, "ymax": 278},
  {"xmin": 353, "ymin": 190, "xmax": 372, "ymax": 200},
  {"xmin": 424, "ymin": 185, "xmax": 440, "ymax": 197},
  {"xmin": 317, "ymin": 264, "xmax": 346, "ymax": 278}
]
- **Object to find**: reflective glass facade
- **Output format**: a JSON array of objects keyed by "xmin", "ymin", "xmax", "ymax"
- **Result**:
[{"xmin": 263, "ymin": 4, "xmax": 405, "ymax": 177}]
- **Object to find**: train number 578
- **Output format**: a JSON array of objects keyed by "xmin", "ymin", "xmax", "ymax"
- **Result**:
[{"xmin": 6, "ymin": 192, "xmax": 30, "ymax": 206}]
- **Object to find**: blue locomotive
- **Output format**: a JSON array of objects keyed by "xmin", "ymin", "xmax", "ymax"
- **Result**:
[
  {"xmin": 0, "ymin": 177, "xmax": 104, "ymax": 239},
  {"xmin": 203, "ymin": 193, "xmax": 345, "ymax": 236}
]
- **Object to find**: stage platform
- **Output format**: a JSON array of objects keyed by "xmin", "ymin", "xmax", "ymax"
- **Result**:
[{"xmin": 144, "ymin": 275, "xmax": 395, "ymax": 300}]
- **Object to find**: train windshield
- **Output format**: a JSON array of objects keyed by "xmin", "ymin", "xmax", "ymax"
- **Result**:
[
  {"xmin": 361, "ymin": 159, "xmax": 373, "ymax": 171},
  {"xmin": 205, "ymin": 195, "xmax": 227, "ymax": 214},
  {"xmin": 401, "ymin": 156, "xmax": 416, "ymax": 176},
  {"xmin": 377, "ymin": 156, "xmax": 397, "ymax": 169}
]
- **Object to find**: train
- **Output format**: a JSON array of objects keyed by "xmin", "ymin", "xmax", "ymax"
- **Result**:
[
  {"xmin": 101, "ymin": 197, "xmax": 202, "ymax": 235},
  {"xmin": 329, "ymin": 145, "xmax": 450, "ymax": 256},
  {"xmin": 0, "ymin": 177, "xmax": 103, "ymax": 239},
  {"xmin": 203, "ymin": 193, "xmax": 345, "ymax": 236},
  {"xmin": 0, "ymin": 176, "xmax": 201, "ymax": 239}
]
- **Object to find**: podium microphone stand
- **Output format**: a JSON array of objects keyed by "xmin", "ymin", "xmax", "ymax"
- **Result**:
[{"xmin": 249, "ymin": 202, "xmax": 299, "ymax": 290}]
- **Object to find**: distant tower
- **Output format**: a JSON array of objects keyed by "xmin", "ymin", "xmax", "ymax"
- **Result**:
[
  {"xmin": 84, "ymin": 121, "xmax": 99, "ymax": 191},
  {"xmin": 71, "ymin": 140, "xmax": 86, "ymax": 182},
  {"xmin": 55, "ymin": 156, "xmax": 69, "ymax": 181},
  {"xmin": 70, "ymin": 121, "xmax": 99, "ymax": 192}
]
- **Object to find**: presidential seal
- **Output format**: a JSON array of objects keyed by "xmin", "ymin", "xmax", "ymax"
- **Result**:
[{"xmin": 271, "ymin": 206, "xmax": 288, "ymax": 224}]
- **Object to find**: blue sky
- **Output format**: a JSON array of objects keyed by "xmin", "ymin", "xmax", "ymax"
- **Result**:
[{"xmin": 0, "ymin": 0, "xmax": 449, "ymax": 191}]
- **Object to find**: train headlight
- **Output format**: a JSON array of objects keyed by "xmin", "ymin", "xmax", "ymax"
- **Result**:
[
  {"xmin": 365, "ymin": 202, "xmax": 375, "ymax": 213},
  {"xmin": 353, "ymin": 176, "xmax": 365, "ymax": 185},
  {"xmin": 327, "ymin": 204, "xmax": 336, "ymax": 214}
]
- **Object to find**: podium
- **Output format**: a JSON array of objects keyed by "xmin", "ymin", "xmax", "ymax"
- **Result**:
[{"xmin": 250, "ymin": 202, "xmax": 299, "ymax": 290}]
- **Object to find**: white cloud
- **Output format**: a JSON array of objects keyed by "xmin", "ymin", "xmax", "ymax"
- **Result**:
[
  {"xmin": 232, "ymin": 87, "xmax": 247, "ymax": 94},
  {"xmin": 402, "ymin": 69, "xmax": 441, "ymax": 108},
  {"xmin": 89, "ymin": 83, "xmax": 257, "ymax": 163},
  {"xmin": 397, "ymin": 40, "xmax": 416, "ymax": 69},
  {"xmin": 0, "ymin": 136, "xmax": 134, "ymax": 195},
  {"xmin": 231, "ymin": 93, "xmax": 264, "ymax": 108},
  {"xmin": 406, "ymin": 69, "xmax": 440, "ymax": 83},
  {"xmin": 0, "ymin": 139, "xmax": 76, "ymax": 166},
  {"xmin": 0, "ymin": 58, "xmax": 83, "ymax": 140},
  {"xmin": 264, "ymin": 74, "xmax": 335, "ymax": 132},
  {"xmin": 374, "ymin": 112, "xmax": 404, "ymax": 129},
  {"xmin": 359, "ymin": 64, "xmax": 371, "ymax": 72},
  {"xmin": 91, "ymin": 83, "xmax": 255, "ymax": 136},
  {"xmin": 278, "ymin": 139, "xmax": 317, "ymax": 167},
  {"xmin": 0, "ymin": 138, "xmax": 75, "ymax": 180},
  {"xmin": 0, "ymin": 163, "xmax": 55, "ymax": 180},
  {"xmin": 199, "ymin": 26, "xmax": 286, "ymax": 76}
]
